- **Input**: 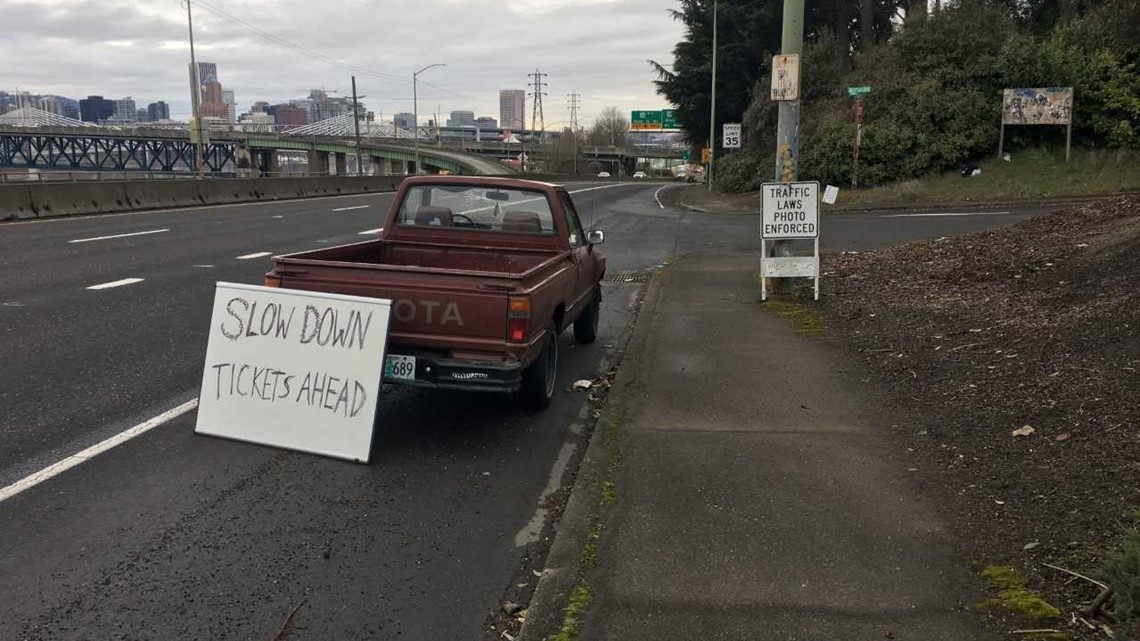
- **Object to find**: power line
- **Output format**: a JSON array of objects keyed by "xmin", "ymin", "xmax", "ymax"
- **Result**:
[{"xmin": 528, "ymin": 69, "xmax": 547, "ymax": 133}]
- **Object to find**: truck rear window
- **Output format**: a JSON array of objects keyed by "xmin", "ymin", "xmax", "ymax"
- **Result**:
[{"xmin": 395, "ymin": 185, "xmax": 556, "ymax": 236}]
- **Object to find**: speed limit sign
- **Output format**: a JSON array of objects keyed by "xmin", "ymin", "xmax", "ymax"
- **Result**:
[{"xmin": 722, "ymin": 123, "xmax": 742, "ymax": 149}]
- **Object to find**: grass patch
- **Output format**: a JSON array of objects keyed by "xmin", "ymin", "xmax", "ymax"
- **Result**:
[
  {"xmin": 549, "ymin": 584, "xmax": 594, "ymax": 641},
  {"xmin": 832, "ymin": 147, "xmax": 1140, "ymax": 209},
  {"xmin": 760, "ymin": 295, "xmax": 823, "ymax": 337},
  {"xmin": 1097, "ymin": 513, "xmax": 1140, "ymax": 625},
  {"xmin": 972, "ymin": 565, "xmax": 1066, "ymax": 640}
]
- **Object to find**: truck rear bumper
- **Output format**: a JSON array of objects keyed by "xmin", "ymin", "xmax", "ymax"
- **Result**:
[{"xmin": 383, "ymin": 353, "xmax": 522, "ymax": 393}]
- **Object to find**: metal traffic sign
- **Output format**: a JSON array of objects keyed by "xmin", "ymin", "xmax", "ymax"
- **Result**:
[
  {"xmin": 760, "ymin": 181, "xmax": 821, "ymax": 301},
  {"xmin": 847, "ymin": 86, "xmax": 872, "ymax": 96},
  {"xmin": 722, "ymin": 123, "xmax": 742, "ymax": 149}
]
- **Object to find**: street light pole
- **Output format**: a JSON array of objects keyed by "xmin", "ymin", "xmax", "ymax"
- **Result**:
[
  {"xmin": 185, "ymin": 0, "xmax": 205, "ymax": 178},
  {"xmin": 707, "ymin": 0, "xmax": 718, "ymax": 193},
  {"xmin": 413, "ymin": 63, "xmax": 446, "ymax": 175}
]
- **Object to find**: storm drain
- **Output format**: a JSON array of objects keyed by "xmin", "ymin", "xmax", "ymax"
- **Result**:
[{"xmin": 608, "ymin": 271, "xmax": 651, "ymax": 284}]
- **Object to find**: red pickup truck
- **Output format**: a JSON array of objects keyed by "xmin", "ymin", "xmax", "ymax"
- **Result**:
[{"xmin": 264, "ymin": 176, "xmax": 606, "ymax": 409}]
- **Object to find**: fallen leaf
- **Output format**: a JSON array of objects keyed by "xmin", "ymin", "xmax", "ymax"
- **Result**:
[
  {"xmin": 1012, "ymin": 425, "xmax": 1036, "ymax": 437},
  {"xmin": 995, "ymin": 500, "xmax": 1006, "ymax": 505},
  {"xmin": 572, "ymin": 379, "xmax": 593, "ymax": 391},
  {"xmin": 1024, "ymin": 542, "xmax": 1040, "ymax": 551},
  {"xmin": 1056, "ymin": 433, "xmax": 1072, "ymax": 442},
  {"xmin": 884, "ymin": 630, "xmax": 897, "ymax": 640}
]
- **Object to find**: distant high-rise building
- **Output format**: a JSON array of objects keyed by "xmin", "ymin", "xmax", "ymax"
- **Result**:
[
  {"xmin": 197, "ymin": 62, "xmax": 218, "ymax": 84},
  {"xmin": 221, "ymin": 89, "xmax": 236, "ymax": 123},
  {"xmin": 238, "ymin": 111, "xmax": 275, "ymax": 133},
  {"xmin": 394, "ymin": 112, "xmax": 415, "ymax": 130},
  {"xmin": 80, "ymin": 95, "xmax": 115, "ymax": 123},
  {"xmin": 111, "ymin": 97, "xmax": 138, "ymax": 122},
  {"xmin": 447, "ymin": 110, "xmax": 476, "ymax": 128},
  {"xmin": 250, "ymin": 101, "xmax": 270, "ymax": 113},
  {"xmin": 268, "ymin": 104, "xmax": 308, "ymax": 129},
  {"xmin": 136, "ymin": 108, "xmax": 149, "ymax": 122},
  {"xmin": 147, "ymin": 101, "xmax": 170, "ymax": 121},
  {"xmin": 499, "ymin": 89, "xmax": 525, "ymax": 129},
  {"xmin": 475, "ymin": 116, "xmax": 498, "ymax": 130}
]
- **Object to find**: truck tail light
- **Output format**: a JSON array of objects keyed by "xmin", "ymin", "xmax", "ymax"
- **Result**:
[
  {"xmin": 508, "ymin": 296, "xmax": 531, "ymax": 342},
  {"xmin": 264, "ymin": 275, "xmax": 282, "ymax": 288}
]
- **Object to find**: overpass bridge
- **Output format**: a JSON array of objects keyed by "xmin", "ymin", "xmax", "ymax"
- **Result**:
[{"xmin": 0, "ymin": 123, "xmax": 508, "ymax": 177}]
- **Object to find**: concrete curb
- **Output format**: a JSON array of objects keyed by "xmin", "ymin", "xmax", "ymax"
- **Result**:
[{"xmin": 517, "ymin": 269, "xmax": 667, "ymax": 641}]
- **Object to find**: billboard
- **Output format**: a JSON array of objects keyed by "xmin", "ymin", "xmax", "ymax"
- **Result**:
[{"xmin": 1002, "ymin": 87, "xmax": 1073, "ymax": 125}]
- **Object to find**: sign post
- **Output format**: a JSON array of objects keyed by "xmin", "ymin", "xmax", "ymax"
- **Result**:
[
  {"xmin": 760, "ymin": 181, "xmax": 820, "ymax": 301},
  {"xmin": 722, "ymin": 123, "xmax": 741, "ymax": 149},
  {"xmin": 846, "ymin": 87, "xmax": 870, "ymax": 189},
  {"xmin": 999, "ymin": 87, "xmax": 1074, "ymax": 161},
  {"xmin": 195, "ymin": 283, "xmax": 393, "ymax": 463}
]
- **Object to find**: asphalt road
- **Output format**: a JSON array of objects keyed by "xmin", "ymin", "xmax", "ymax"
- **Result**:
[{"xmin": 0, "ymin": 182, "xmax": 1059, "ymax": 640}]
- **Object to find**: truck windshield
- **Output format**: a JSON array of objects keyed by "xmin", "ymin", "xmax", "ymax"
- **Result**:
[{"xmin": 395, "ymin": 185, "xmax": 556, "ymax": 235}]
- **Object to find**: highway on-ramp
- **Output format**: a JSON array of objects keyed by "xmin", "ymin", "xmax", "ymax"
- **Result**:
[{"xmin": 0, "ymin": 182, "xmax": 1057, "ymax": 640}]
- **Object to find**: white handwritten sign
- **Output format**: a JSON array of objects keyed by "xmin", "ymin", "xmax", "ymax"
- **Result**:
[{"xmin": 195, "ymin": 282, "xmax": 392, "ymax": 463}]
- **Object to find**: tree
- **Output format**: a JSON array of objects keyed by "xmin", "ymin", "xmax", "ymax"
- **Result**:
[{"xmin": 587, "ymin": 107, "xmax": 629, "ymax": 146}]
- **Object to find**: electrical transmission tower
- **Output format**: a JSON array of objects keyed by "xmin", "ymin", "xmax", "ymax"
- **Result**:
[
  {"xmin": 567, "ymin": 92, "xmax": 582, "ymax": 175},
  {"xmin": 528, "ymin": 69, "xmax": 548, "ymax": 133}
]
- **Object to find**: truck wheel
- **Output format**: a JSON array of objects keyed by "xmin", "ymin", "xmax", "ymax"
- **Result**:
[
  {"xmin": 521, "ymin": 323, "xmax": 558, "ymax": 410},
  {"xmin": 573, "ymin": 291, "xmax": 600, "ymax": 344}
]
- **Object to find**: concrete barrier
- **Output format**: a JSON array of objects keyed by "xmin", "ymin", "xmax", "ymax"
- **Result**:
[{"xmin": 1, "ymin": 175, "xmax": 408, "ymax": 220}]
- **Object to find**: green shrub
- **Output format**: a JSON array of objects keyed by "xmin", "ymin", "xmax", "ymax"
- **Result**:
[{"xmin": 1098, "ymin": 519, "xmax": 1140, "ymax": 622}]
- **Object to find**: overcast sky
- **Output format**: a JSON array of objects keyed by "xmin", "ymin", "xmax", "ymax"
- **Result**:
[{"xmin": 1, "ymin": 0, "xmax": 685, "ymax": 126}]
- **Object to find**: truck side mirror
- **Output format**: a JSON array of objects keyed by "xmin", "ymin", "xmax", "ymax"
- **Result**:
[{"xmin": 587, "ymin": 230, "xmax": 605, "ymax": 245}]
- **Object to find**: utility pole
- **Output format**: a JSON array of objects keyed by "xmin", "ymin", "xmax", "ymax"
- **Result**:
[
  {"xmin": 706, "ymin": 0, "xmax": 718, "ymax": 193},
  {"xmin": 412, "ymin": 63, "xmax": 445, "ymax": 175},
  {"xmin": 772, "ymin": 0, "xmax": 806, "ymax": 289},
  {"xmin": 567, "ymin": 92, "xmax": 581, "ymax": 175},
  {"xmin": 185, "ymin": 0, "xmax": 205, "ymax": 178},
  {"xmin": 351, "ymin": 75, "xmax": 362, "ymax": 176},
  {"xmin": 774, "ymin": 0, "xmax": 804, "ymax": 183}
]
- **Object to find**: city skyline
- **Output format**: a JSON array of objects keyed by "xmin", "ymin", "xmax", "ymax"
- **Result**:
[{"xmin": 0, "ymin": 0, "xmax": 682, "ymax": 127}]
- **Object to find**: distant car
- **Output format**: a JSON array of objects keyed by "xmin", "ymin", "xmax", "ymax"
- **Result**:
[
  {"xmin": 633, "ymin": 171, "xmax": 647, "ymax": 179},
  {"xmin": 597, "ymin": 171, "xmax": 611, "ymax": 178}
]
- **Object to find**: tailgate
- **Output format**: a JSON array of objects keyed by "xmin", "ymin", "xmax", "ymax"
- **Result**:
[{"xmin": 275, "ymin": 263, "xmax": 510, "ymax": 353}]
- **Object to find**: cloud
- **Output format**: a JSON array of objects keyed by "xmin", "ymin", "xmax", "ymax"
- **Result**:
[{"xmin": 0, "ymin": 0, "xmax": 685, "ymax": 125}]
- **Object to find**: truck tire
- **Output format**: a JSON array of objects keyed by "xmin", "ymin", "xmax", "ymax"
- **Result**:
[
  {"xmin": 521, "ymin": 323, "xmax": 558, "ymax": 410},
  {"xmin": 573, "ymin": 291, "xmax": 600, "ymax": 344}
]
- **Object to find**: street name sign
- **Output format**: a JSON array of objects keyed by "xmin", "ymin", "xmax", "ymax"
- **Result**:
[
  {"xmin": 770, "ymin": 54, "xmax": 801, "ymax": 101},
  {"xmin": 847, "ymin": 86, "xmax": 872, "ymax": 96},
  {"xmin": 760, "ymin": 181, "xmax": 821, "ymax": 301},
  {"xmin": 722, "ymin": 123, "xmax": 742, "ymax": 149},
  {"xmin": 195, "ymin": 282, "xmax": 393, "ymax": 463}
]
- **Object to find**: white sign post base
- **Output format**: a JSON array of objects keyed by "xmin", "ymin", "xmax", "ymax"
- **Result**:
[{"xmin": 195, "ymin": 283, "xmax": 393, "ymax": 463}]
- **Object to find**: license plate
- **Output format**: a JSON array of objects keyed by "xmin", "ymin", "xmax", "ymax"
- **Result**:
[{"xmin": 384, "ymin": 355, "xmax": 416, "ymax": 381}]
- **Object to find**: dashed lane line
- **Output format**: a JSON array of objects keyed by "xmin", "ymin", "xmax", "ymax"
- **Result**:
[
  {"xmin": 333, "ymin": 205, "xmax": 371, "ymax": 212},
  {"xmin": 69, "ymin": 229, "xmax": 170, "ymax": 244},
  {"xmin": 236, "ymin": 252, "xmax": 273, "ymax": 260},
  {"xmin": 86, "ymin": 278, "xmax": 145, "ymax": 290}
]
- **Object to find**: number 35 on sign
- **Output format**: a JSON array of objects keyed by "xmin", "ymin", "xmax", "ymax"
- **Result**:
[{"xmin": 722, "ymin": 123, "xmax": 741, "ymax": 149}]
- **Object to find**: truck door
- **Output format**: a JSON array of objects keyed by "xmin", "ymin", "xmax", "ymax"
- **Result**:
[{"xmin": 559, "ymin": 192, "xmax": 593, "ymax": 314}]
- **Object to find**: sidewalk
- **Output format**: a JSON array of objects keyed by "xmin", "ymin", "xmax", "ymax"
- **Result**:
[{"xmin": 523, "ymin": 251, "xmax": 995, "ymax": 640}]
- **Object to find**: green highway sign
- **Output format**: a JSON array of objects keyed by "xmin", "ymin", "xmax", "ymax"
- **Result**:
[
  {"xmin": 632, "ymin": 109, "xmax": 681, "ymax": 131},
  {"xmin": 680, "ymin": 150, "xmax": 690, "ymax": 161},
  {"xmin": 847, "ymin": 86, "xmax": 872, "ymax": 96}
]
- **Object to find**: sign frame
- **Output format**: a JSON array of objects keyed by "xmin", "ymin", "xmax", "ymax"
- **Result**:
[
  {"xmin": 722, "ymin": 123, "xmax": 742, "ymax": 149},
  {"xmin": 999, "ymin": 87, "xmax": 1074, "ymax": 161},
  {"xmin": 194, "ymin": 282, "xmax": 393, "ymax": 463},
  {"xmin": 770, "ymin": 54, "xmax": 801, "ymax": 101},
  {"xmin": 760, "ymin": 181, "xmax": 821, "ymax": 301}
]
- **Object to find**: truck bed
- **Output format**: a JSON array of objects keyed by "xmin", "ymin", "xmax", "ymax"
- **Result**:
[{"xmin": 279, "ymin": 238, "xmax": 563, "ymax": 278}]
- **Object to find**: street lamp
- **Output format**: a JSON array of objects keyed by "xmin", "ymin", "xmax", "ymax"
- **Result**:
[
  {"xmin": 707, "ymin": 0, "xmax": 718, "ymax": 193},
  {"xmin": 413, "ymin": 63, "xmax": 446, "ymax": 175},
  {"xmin": 185, "ymin": 0, "xmax": 205, "ymax": 178}
]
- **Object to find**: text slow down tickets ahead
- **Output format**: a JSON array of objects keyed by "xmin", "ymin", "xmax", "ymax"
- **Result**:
[{"xmin": 195, "ymin": 283, "xmax": 393, "ymax": 463}]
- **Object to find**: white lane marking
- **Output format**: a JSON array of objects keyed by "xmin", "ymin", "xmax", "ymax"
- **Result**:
[
  {"xmin": 272, "ymin": 215, "xmax": 283, "ymax": 219},
  {"xmin": 236, "ymin": 251, "xmax": 273, "ymax": 260},
  {"xmin": 193, "ymin": 264, "xmax": 216, "ymax": 268},
  {"xmin": 567, "ymin": 183, "xmax": 641, "ymax": 194},
  {"xmin": 0, "ymin": 399, "xmax": 198, "ymax": 503},
  {"xmin": 332, "ymin": 205, "xmax": 371, "ymax": 212},
  {"xmin": 86, "ymin": 277, "xmax": 144, "ymax": 290},
  {"xmin": 68, "ymin": 228, "xmax": 170, "ymax": 244},
  {"xmin": 881, "ymin": 211, "xmax": 1012, "ymax": 218},
  {"xmin": 654, "ymin": 184, "xmax": 677, "ymax": 209},
  {"xmin": 358, "ymin": 228, "xmax": 384, "ymax": 235}
]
